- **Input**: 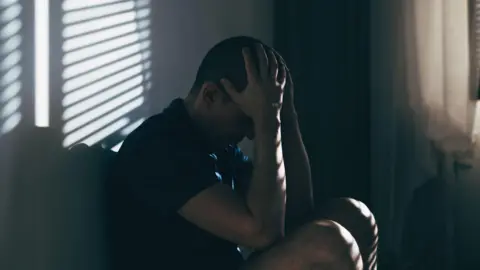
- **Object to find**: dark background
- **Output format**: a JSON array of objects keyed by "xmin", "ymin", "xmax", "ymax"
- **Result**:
[{"xmin": 274, "ymin": 0, "xmax": 371, "ymax": 204}]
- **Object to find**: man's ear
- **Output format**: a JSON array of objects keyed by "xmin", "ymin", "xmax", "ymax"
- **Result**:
[{"xmin": 200, "ymin": 81, "xmax": 221, "ymax": 107}]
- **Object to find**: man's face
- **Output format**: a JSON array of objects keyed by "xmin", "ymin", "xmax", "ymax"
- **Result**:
[
  {"xmin": 213, "ymin": 98, "xmax": 254, "ymax": 144},
  {"xmin": 197, "ymin": 82, "xmax": 253, "ymax": 147}
]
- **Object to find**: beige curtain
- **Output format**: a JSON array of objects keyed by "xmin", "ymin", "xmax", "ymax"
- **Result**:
[
  {"xmin": 371, "ymin": 0, "xmax": 477, "ymax": 265},
  {"xmin": 406, "ymin": 0, "xmax": 476, "ymax": 165}
]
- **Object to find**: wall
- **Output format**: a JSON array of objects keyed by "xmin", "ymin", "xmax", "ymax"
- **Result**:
[
  {"xmin": 148, "ymin": 0, "xmax": 274, "ymax": 112},
  {"xmin": 149, "ymin": 0, "xmax": 274, "ymax": 155},
  {"xmin": 0, "ymin": 1, "xmax": 273, "ymax": 268}
]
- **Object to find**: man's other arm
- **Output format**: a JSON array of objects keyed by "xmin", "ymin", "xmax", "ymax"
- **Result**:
[{"xmin": 281, "ymin": 105, "xmax": 314, "ymax": 228}]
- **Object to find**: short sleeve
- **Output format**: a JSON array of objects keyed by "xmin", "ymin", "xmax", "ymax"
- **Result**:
[{"xmin": 123, "ymin": 145, "xmax": 221, "ymax": 216}]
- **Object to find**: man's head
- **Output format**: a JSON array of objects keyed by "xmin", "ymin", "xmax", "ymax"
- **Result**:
[{"xmin": 186, "ymin": 36, "xmax": 271, "ymax": 148}]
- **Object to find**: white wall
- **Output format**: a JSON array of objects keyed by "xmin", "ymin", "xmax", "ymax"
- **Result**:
[
  {"xmin": 149, "ymin": 0, "xmax": 274, "ymax": 155},
  {"xmin": 149, "ymin": 0, "xmax": 274, "ymax": 112},
  {"xmin": 0, "ymin": 2, "xmax": 273, "ymax": 268}
]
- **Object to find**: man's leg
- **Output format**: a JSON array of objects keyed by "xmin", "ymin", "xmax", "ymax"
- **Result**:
[
  {"xmin": 315, "ymin": 198, "xmax": 378, "ymax": 270},
  {"xmin": 242, "ymin": 198, "xmax": 378, "ymax": 270},
  {"xmin": 241, "ymin": 220, "xmax": 363, "ymax": 270}
]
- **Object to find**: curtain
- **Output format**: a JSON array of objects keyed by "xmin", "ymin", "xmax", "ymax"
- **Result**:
[
  {"xmin": 371, "ymin": 0, "xmax": 477, "ymax": 268},
  {"xmin": 274, "ymin": 0, "xmax": 371, "ymax": 204}
]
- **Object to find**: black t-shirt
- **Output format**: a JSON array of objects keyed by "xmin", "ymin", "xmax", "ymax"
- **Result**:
[{"xmin": 107, "ymin": 99, "xmax": 253, "ymax": 270}]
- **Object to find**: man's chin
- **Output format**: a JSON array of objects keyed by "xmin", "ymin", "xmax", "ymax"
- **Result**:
[
  {"xmin": 210, "ymin": 136, "xmax": 244, "ymax": 151},
  {"xmin": 232, "ymin": 136, "xmax": 246, "ymax": 145}
]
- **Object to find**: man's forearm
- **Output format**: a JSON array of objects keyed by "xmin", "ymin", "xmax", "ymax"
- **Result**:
[
  {"xmin": 281, "ymin": 108, "xmax": 314, "ymax": 224},
  {"xmin": 246, "ymin": 115, "xmax": 286, "ymax": 239}
]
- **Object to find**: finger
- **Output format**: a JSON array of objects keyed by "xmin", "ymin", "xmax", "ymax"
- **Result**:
[
  {"xmin": 267, "ymin": 49, "xmax": 278, "ymax": 81},
  {"xmin": 220, "ymin": 78, "xmax": 240, "ymax": 101},
  {"xmin": 276, "ymin": 54, "xmax": 287, "ymax": 86},
  {"xmin": 255, "ymin": 43, "xmax": 269, "ymax": 80},
  {"xmin": 286, "ymin": 68, "xmax": 294, "ymax": 89},
  {"xmin": 275, "ymin": 50, "xmax": 286, "ymax": 64},
  {"xmin": 242, "ymin": 47, "xmax": 258, "ymax": 82}
]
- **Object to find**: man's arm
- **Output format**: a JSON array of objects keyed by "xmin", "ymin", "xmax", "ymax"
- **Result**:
[
  {"xmin": 230, "ymin": 108, "xmax": 313, "ymax": 233},
  {"xmin": 180, "ymin": 45, "xmax": 287, "ymax": 248},
  {"xmin": 180, "ymin": 114, "xmax": 286, "ymax": 250},
  {"xmin": 281, "ymin": 80, "xmax": 314, "ymax": 228},
  {"xmin": 245, "ymin": 114, "xmax": 286, "ymax": 240},
  {"xmin": 222, "ymin": 44, "xmax": 287, "ymax": 242}
]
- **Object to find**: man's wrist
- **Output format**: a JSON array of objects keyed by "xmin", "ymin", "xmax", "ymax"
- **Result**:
[{"xmin": 253, "ymin": 113, "xmax": 281, "ymax": 135}]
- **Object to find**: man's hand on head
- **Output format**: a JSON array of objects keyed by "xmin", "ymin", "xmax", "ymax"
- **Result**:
[
  {"xmin": 272, "ymin": 52, "xmax": 295, "ymax": 114},
  {"xmin": 220, "ymin": 44, "xmax": 287, "ymax": 124},
  {"xmin": 280, "ymin": 69, "xmax": 297, "ymax": 119}
]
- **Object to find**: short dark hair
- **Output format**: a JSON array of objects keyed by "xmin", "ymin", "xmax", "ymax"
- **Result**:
[{"xmin": 191, "ymin": 36, "xmax": 267, "ymax": 95}]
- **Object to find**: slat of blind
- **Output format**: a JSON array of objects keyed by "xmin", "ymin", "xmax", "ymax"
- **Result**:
[
  {"xmin": 61, "ymin": 0, "xmax": 151, "ymax": 148},
  {"xmin": 0, "ymin": 0, "xmax": 22, "ymax": 136}
]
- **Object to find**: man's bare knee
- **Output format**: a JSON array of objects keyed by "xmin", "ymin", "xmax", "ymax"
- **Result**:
[
  {"xmin": 290, "ymin": 220, "xmax": 363, "ymax": 270},
  {"xmin": 318, "ymin": 198, "xmax": 378, "ymax": 269},
  {"xmin": 319, "ymin": 198, "xmax": 376, "ymax": 228}
]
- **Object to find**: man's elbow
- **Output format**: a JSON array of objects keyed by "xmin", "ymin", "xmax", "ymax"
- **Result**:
[
  {"xmin": 253, "ymin": 230, "xmax": 282, "ymax": 249},
  {"xmin": 244, "ymin": 222, "xmax": 283, "ymax": 249}
]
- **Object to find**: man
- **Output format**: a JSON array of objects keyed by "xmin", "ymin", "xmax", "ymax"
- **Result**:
[{"xmin": 107, "ymin": 36, "xmax": 378, "ymax": 270}]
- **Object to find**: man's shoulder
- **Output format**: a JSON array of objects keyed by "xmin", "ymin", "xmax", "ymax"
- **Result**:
[
  {"xmin": 120, "ymin": 103, "xmax": 190, "ymax": 151},
  {"xmin": 119, "ymin": 114, "xmax": 170, "ymax": 150},
  {"xmin": 116, "ymin": 112, "xmax": 210, "ymax": 165}
]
